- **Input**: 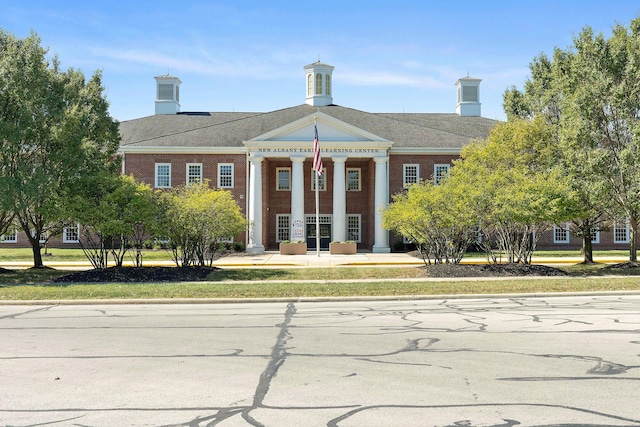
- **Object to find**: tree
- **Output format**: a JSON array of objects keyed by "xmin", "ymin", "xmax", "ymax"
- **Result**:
[
  {"xmin": 69, "ymin": 175, "xmax": 156, "ymax": 268},
  {"xmin": 383, "ymin": 181, "xmax": 479, "ymax": 265},
  {"xmin": 154, "ymin": 182, "xmax": 246, "ymax": 267},
  {"xmin": 0, "ymin": 29, "xmax": 120, "ymax": 268},
  {"xmin": 503, "ymin": 17, "xmax": 640, "ymax": 263},
  {"xmin": 448, "ymin": 118, "xmax": 573, "ymax": 264}
]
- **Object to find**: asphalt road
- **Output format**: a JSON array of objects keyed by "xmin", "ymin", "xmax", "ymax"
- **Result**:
[{"xmin": 1, "ymin": 295, "xmax": 639, "ymax": 426}]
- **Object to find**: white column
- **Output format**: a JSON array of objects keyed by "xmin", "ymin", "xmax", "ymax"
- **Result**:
[
  {"xmin": 332, "ymin": 155, "xmax": 347, "ymax": 242},
  {"xmin": 247, "ymin": 155, "xmax": 265, "ymax": 254},
  {"xmin": 373, "ymin": 156, "xmax": 390, "ymax": 253},
  {"xmin": 290, "ymin": 155, "xmax": 306, "ymax": 242}
]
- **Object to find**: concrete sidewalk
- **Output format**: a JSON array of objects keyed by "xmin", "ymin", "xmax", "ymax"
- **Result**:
[{"xmin": 0, "ymin": 251, "xmax": 631, "ymax": 270}]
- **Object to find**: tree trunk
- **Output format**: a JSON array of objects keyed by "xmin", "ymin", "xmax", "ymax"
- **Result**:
[
  {"xmin": 30, "ymin": 240, "xmax": 44, "ymax": 268},
  {"xmin": 629, "ymin": 216, "xmax": 638, "ymax": 263},
  {"xmin": 582, "ymin": 233, "xmax": 594, "ymax": 263}
]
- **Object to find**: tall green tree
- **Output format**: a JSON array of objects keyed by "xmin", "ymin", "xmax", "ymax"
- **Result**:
[
  {"xmin": 503, "ymin": 17, "xmax": 640, "ymax": 263},
  {"xmin": 0, "ymin": 30, "xmax": 120, "ymax": 267},
  {"xmin": 448, "ymin": 118, "xmax": 573, "ymax": 263}
]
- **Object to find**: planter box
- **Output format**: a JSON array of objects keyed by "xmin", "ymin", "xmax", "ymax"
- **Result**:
[
  {"xmin": 329, "ymin": 242, "xmax": 357, "ymax": 255},
  {"xmin": 279, "ymin": 242, "xmax": 307, "ymax": 255}
]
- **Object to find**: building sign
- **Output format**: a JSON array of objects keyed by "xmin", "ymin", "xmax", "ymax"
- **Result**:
[
  {"xmin": 291, "ymin": 219, "xmax": 305, "ymax": 241},
  {"xmin": 255, "ymin": 148, "xmax": 381, "ymax": 154}
]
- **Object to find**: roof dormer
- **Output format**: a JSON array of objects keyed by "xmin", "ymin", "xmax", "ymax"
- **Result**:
[
  {"xmin": 155, "ymin": 74, "xmax": 181, "ymax": 115},
  {"xmin": 304, "ymin": 61, "xmax": 334, "ymax": 107}
]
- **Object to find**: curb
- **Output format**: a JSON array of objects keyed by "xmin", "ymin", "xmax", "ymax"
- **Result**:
[{"xmin": 2, "ymin": 290, "xmax": 640, "ymax": 306}]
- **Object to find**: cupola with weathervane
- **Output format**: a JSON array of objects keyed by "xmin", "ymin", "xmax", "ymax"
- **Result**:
[
  {"xmin": 155, "ymin": 74, "xmax": 182, "ymax": 115},
  {"xmin": 455, "ymin": 76, "xmax": 481, "ymax": 117},
  {"xmin": 304, "ymin": 61, "xmax": 334, "ymax": 106}
]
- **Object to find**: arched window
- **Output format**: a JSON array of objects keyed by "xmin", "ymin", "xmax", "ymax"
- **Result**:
[
  {"xmin": 307, "ymin": 74, "xmax": 313, "ymax": 96},
  {"xmin": 315, "ymin": 73, "xmax": 322, "ymax": 95},
  {"xmin": 325, "ymin": 74, "xmax": 331, "ymax": 96}
]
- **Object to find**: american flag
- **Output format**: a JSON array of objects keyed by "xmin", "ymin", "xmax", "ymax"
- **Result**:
[{"xmin": 313, "ymin": 123, "xmax": 323, "ymax": 176}]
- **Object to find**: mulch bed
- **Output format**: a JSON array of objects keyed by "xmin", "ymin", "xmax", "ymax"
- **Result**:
[
  {"xmin": 422, "ymin": 263, "xmax": 569, "ymax": 278},
  {"xmin": 53, "ymin": 266, "xmax": 218, "ymax": 283}
]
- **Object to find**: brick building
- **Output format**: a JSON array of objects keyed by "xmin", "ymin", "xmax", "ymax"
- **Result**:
[{"xmin": 116, "ymin": 61, "xmax": 497, "ymax": 253}]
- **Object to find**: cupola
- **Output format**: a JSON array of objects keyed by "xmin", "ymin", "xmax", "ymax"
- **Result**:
[
  {"xmin": 304, "ymin": 61, "xmax": 334, "ymax": 106},
  {"xmin": 455, "ymin": 76, "xmax": 481, "ymax": 117},
  {"xmin": 155, "ymin": 74, "xmax": 181, "ymax": 115}
]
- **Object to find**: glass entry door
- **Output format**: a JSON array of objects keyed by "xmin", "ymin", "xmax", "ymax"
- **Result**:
[{"xmin": 306, "ymin": 223, "xmax": 331, "ymax": 250}]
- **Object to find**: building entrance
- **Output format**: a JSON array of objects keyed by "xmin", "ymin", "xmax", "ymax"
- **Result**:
[{"xmin": 306, "ymin": 223, "xmax": 331, "ymax": 250}]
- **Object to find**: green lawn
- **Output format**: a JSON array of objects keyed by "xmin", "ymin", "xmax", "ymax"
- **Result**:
[
  {"xmin": 1, "ymin": 263, "xmax": 640, "ymax": 301},
  {"xmin": 0, "ymin": 248, "xmax": 173, "ymax": 262}
]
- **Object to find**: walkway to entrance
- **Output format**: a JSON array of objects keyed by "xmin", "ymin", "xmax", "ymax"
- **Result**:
[{"xmin": 211, "ymin": 251, "xmax": 422, "ymax": 268}]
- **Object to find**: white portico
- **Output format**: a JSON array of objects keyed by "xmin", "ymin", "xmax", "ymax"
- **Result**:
[{"xmin": 243, "ymin": 112, "xmax": 393, "ymax": 254}]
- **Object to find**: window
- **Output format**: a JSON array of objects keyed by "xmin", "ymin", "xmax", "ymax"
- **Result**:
[
  {"xmin": 326, "ymin": 74, "xmax": 331, "ymax": 96},
  {"xmin": 434, "ymin": 164, "xmax": 450, "ymax": 185},
  {"xmin": 614, "ymin": 219, "xmax": 629, "ymax": 243},
  {"xmin": 276, "ymin": 214, "xmax": 291, "ymax": 242},
  {"xmin": 553, "ymin": 223, "xmax": 570, "ymax": 244},
  {"xmin": 63, "ymin": 224, "xmax": 80, "ymax": 243},
  {"xmin": 1, "ymin": 229, "xmax": 17, "ymax": 243},
  {"xmin": 311, "ymin": 169, "xmax": 326, "ymax": 191},
  {"xmin": 347, "ymin": 168, "xmax": 361, "ymax": 191},
  {"xmin": 155, "ymin": 163, "xmax": 171, "ymax": 188},
  {"xmin": 186, "ymin": 163, "xmax": 202, "ymax": 186},
  {"xmin": 403, "ymin": 164, "xmax": 419, "ymax": 188},
  {"xmin": 307, "ymin": 74, "xmax": 313, "ymax": 96},
  {"xmin": 276, "ymin": 168, "xmax": 291, "ymax": 191},
  {"xmin": 218, "ymin": 163, "xmax": 234, "ymax": 188},
  {"xmin": 315, "ymin": 73, "xmax": 322, "ymax": 95},
  {"xmin": 347, "ymin": 215, "xmax": 361, "ymax": 243},
  {"xmin": 590, "ymin": 226, "xmax": 600, "ymax": 244},
  {"xmin": 158, "ymin": 84, "xmax": 173, "ymax": 100}
]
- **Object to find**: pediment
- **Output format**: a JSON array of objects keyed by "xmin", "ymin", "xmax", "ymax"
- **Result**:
[{"xmin": 246, "ymin": 112, "xmax": 389, "ymax": 144}]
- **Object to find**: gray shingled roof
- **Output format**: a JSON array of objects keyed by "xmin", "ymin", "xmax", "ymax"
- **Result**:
[{"xmin": 119, "ymin": 104, "xmax": 498, "ymax": 149}]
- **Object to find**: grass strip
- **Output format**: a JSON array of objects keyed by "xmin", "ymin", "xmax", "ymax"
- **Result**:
[{"xmin": 1, "ymin": 277, "xmax": 640, "ymax": 301}]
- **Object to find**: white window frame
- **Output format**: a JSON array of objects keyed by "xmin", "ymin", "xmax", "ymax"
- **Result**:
[
  {"xmin": 0, "ymin": 229, "xmax": 17, "ymax": 243},
  {"xmin": 155, "ymin": 163, "xmax": 171, "ymax": 188},
  {"xmin": 346, "ymin": 214, "xmax": 362, "ymax": 243},
  {"xmin": 276, "ymin": 214, "xmax": 291, "ymax": 242},
  {"xmin": 434, "ymin": 164, "xmax": 450, "ymax": 185},
  {"xmin": 63, "ymin": 224, "xmax": 80, "ymax": 243},
  {"xmin": 276, "ymin": 167, "xmax": 291, "ymax": 191},
  {"xmin": 403, "ymin": 164, "xmax": 419, "ymax": 188},
  {"xmin": 614, "ymin": 219, "xmax": 630, "ymax": 244},
  {"xmin": 590, "ymin": 226, "xmax": 600, "ymax": 244},
  {"xmin": 346, "ymin": 168, "xmax": 361, "ymax": 191},
  {"xmin": 218, "ymin": 163, "xmax": 234, "ymax": 188},
  {"xmin": 186, "ymin": 163, "xmax": 203, "ymax": 186},
  {"xmin": 310, "ymin": 168, "xmax": 326, "ymax": 191},
  {"xmin": 553, "ymin": 223, "xmax": 570, "ymax": 244}
]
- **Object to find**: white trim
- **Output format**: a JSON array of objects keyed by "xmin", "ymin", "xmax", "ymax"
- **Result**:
[
  {"xmin": 390, "ymin": 147, "xmax": 462, "ymax": 155},
  {"xmin": 346, "ymin": 214, "xmax": 362, "ymax": 243},
  {"xmin": 155, "ymin": 163, "xmax": 171, "ymax": 188},
  {"xmin": 63, "ymin": 224, "xmax": 80, "ymax": 243},
  {"xmin": 0, "ymin": 229, "xmax": 17, "ymax": 243},
  {"xmin": 403, "ymin": 164, "xmax": 419, "ymax": 188},
  {"xmin": 276, "ymin": 167, "xmax": 291, "ymax": 191},
  {"xmin": 346, "ymin": 168, "xmax": 361, "ymax": 191},
  {"xmin": 614, "ymin": 219, "xmax": 630, "ymax": 244},
  {"xmin": 553, "ymin": 223, "xmax": 570, "ymax": 244},
  {"xmin": 186, "ymin": 163, "xmax": 203, "ymax": 186},
  {"xmin": 590, "ymin": 226, "xmax": 600, "ymax": 244},
  {"xmin": 217, "ymin": 163, "xmax": 234, "ymax": 188},
  {"xmin": 434, "ymin": 164, "xmax": 450, "ymax": 185},
  {"xmin": 276, "ymin": 214, "xmax": 291, "ymax": 242},
  {"xmin": 119, "ymin": 146, "xmax": 246, "ymax": 155}
]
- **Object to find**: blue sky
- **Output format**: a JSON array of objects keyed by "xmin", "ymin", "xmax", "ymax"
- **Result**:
[{"xmin": 2, "ymin": 1, "xmax": 640, "ymax": 122}]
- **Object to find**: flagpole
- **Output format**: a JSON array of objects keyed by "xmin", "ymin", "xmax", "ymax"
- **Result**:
[
  {"xmin": 315, "ymin": 167, "xmax": 320, "ymax": 257},
  {"xmin": 313, "ymin": 117, "xmax": 322, "ymax": 257}
]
